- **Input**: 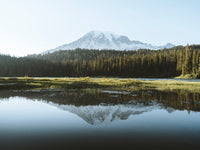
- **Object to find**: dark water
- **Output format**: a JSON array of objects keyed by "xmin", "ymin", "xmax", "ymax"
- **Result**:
[{"xmin": 0, "ymin": 89, "xmax": 200, "ymax": 150}]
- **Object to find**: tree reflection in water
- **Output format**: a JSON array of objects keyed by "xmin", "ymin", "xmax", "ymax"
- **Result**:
[{"xmin": 0, "ymin": 89, "xmax": 199, "ymax": 113}]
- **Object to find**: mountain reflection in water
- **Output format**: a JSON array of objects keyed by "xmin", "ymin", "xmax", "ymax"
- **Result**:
[
  {"xmin": 0, "ymin": 89, "xmax": 200, "ymax": 150},
  {"xmin": 50, "ymin": 103, "xmax": 160, "ymax": 125},
  {"xmin": 0, "ymin": 89, "xmax": 199, "ymax": 112}
]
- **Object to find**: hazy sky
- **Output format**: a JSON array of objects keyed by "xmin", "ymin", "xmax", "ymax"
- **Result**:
[{"xmin": 0, "ymin": 0, "xmax": 200, "ymax": 56}]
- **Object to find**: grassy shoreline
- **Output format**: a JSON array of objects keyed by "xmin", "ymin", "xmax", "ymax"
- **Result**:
[
  {"xmin": 0, "ymin": 77, "xmax": 200, "ymax": 93},
  {"xmin": 175, "ymin": 73, "xmax": 199, "ymax": 79}
]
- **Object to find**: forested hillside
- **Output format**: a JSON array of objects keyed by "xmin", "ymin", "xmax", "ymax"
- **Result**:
[{"xmin": 0, "ymin": 45, "xmax": 200, "ymax": 78}]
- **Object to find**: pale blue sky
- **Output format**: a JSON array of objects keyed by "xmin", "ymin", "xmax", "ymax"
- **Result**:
[{"xmin": 0, "ymin": 0, "xmax": 199, "ymax": 56}]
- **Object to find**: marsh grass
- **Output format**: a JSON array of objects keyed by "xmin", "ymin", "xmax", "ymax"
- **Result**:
[
  {"xmin": 175, "ymin": 73, "xmax": 199, "ymax": 79},
  {"xmin": 0, "ymin": 77, "xmax": 199, "ymax": 93},
  {"xmin": 141, "ymin": 80, "xmax": 200, "ymax": 92}
]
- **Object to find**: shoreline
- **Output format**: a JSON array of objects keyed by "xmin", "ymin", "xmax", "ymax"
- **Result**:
[{"xmin": 0, "ymin": 77, "xmax": 199, "ymax": 93}]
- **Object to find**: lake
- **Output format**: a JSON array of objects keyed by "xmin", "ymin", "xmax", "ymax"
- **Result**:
[{"xmin": 0, "ymin": 89, "xmax": 200, "ymax": 150}]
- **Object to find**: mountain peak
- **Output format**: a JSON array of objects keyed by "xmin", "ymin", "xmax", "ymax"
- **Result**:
[
  {"xmin": 87, "ymin": 30, "xmax": 120, "ymax": 36},
  {"xmin": 84, "ymin": 30, "xmax": 123, "ymax": 42},
  {"xmin": 44, "ymin": 31, "xmax": 175, "ymax": 53}
]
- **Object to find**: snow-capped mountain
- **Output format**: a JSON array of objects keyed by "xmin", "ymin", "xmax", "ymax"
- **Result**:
[{"xmin": 44, "ymin": 31, "xmax": 175, "ymax": 53}]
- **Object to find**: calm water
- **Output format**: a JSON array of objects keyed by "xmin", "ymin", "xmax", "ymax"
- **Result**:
[{"xmin": 0, "ymin": 89, "xmax": 200, "ymax": 150}]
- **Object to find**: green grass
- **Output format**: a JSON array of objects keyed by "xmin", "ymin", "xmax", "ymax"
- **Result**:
[
  {"xmin": 175, "ymin": 73, "xmax": 199, "ymax": 79},
  {"xmin": 0, "ymin": 77, "xmax": 199, "ymax": 93},
  {"xmin": 140, "ymin": 80, "xmax": 200, "ymax": 92}
]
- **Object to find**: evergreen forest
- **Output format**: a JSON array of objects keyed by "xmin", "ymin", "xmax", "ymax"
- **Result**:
[{"xmin": 0, "ymin": 45, "xmax": 200, "ymax": 78}]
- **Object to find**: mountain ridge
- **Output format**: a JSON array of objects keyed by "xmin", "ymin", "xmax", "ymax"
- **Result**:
[{"xmin": 44, "ymin": 30, "xmax": 175, "ymax": 53}]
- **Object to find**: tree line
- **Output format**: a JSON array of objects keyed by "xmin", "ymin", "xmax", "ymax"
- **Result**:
[{"xmin": 0, "ymin": 45, "xmax": 200, "ymax": 78}]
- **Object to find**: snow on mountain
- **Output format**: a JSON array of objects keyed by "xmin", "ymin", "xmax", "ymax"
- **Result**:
[
  {"xmin": 44, "ymin": 30, "xmax": 175, "ymax": 53},
  {"xmin": 49, "ymin": 102, "xmax": 161, "ymax": 125}
]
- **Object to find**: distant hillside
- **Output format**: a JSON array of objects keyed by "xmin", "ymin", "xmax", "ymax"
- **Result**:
[{"xmin": 30, "ymin": 47, "xmax": 179, "ymax": 63}]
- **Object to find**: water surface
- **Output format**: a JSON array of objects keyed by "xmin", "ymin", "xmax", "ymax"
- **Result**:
[{"xmin": 0, "ymin": 89, "xmax": 200, "ymax": 150}]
